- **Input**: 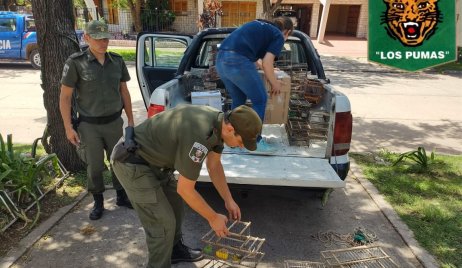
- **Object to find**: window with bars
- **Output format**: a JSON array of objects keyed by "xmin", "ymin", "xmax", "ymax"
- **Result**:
[
  {"xmin": 170, "ymin": 0, "xmax": 188, "ymax": 16},
  {"xmin": 221, "ymin": 1, "xmax": 256, "ymax": 27}
]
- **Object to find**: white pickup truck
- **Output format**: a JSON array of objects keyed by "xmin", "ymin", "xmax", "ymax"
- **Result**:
[{"xmin": 135, "ymin": 28, "xmax": 352, "ymax": 192}]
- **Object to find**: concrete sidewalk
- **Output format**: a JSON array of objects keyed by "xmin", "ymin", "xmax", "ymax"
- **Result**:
[
  {"xmin": 311, "ymin": 35, "xmax": 368, "ymax": 58},
  {"xmin": 2, "ymin": 160, "xmax": 439, "ymax": 268},
  {"xmin": 109, "ymin": 34, "xmax": 369, "ymax": 58}
]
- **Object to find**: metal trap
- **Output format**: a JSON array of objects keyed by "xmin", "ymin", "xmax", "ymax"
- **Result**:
[
  {"xmin": 284, "ymin": 260, "xmax": 326, "ymax": 268},
  {"xmin": 201, "ymin": 221, "xmax": 265, "ymax": 267},
  {"xmin": 301, "ymin": 79, "xmax": 324, "ymax": 105},
  {"xmin": 0, "ymin": 135, "xmax": 69, "ymax": 232},
  {"xmin": 320, "ymin": 246, "xmax": 399, "ymax": 267},
  {"xmin": 289, "ymin": 99, "xmax": 312, "ymax": 108}
]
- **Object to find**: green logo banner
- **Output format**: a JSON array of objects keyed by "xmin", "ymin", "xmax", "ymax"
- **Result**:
[{"xmin": 368, "ymin": 0, "xmax": 457, "ymax": 71}]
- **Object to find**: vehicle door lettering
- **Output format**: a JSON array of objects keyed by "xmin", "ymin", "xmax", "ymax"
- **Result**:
[{"xmin": 0, "ymin": 40, "xmax": 12, "ymax": 50}]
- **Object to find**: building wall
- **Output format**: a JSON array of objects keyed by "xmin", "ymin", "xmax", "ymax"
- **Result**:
[
  {"xmin": 172, "ymin": 0, "xmax": 199, "ymax": 34},
  {"xmin": 310, "ymin": 3, "xmax": 320, "ymax": 37},
  {"xmin": 357, "ymin": 0, "xmax": 368, "ymax": 39},
  {"xmin": 326, "ymin": 6, "xmax": 348, "ymax": 34},
  {"xmin": 184, "ymin": 0, "xmax": 264, "ymax": 32},
  {"xmin": 279, "ymin": 0, "xmax": 368, "ymax": 38}
]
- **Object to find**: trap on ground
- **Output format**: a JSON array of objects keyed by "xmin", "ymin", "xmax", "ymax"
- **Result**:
[{"xmin": 201, "ymin": 220, "xmax": 265, "ymax": 267}]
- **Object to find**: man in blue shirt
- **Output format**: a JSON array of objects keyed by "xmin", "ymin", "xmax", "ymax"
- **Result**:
[{"xmin": 216, "ymin": 17, "xmax": 293, "ymax": 151}]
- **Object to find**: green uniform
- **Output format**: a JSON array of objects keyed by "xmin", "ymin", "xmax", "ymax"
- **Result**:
[
  {"xmin": 61, "ymin": 49, "xmax": 131, "ymax": 194},
  {"xmin": 112, "ymin": 105, "xmax": 224, "ymax": 268}
]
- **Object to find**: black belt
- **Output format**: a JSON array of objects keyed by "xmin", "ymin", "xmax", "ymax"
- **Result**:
[
  {"xmin": 79, "ymin": 110, "xmax": 122, "ymax": 125},
  {"xmin": 124, "ymin": 154, "xmax": 149, "ymax": 165},
  {"xmin": 124, "ymin": 154, "xmax": 173, "ymax": 174}
]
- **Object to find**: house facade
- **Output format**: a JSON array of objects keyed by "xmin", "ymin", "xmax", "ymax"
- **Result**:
[
  {"xmin": 90, "ymin": 0, "xmax": 460, "ymax": 47},
  {"xmin": 192, "ymin": 0, "xmax": 369, "ymax": 41}
]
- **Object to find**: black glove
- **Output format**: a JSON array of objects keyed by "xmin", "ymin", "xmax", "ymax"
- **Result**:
[{"xmin": 123, "ymin": 126, "xmax": 139, "ymax": 153}]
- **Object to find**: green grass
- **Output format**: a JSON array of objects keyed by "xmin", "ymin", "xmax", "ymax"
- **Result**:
[
  {"xmin": 13, "ymin": 144, "xmax": 87, "ymax": 196},
  {"xmin": 108, "ymin": 48, "xmax": 136, "ymax": 62},
  {"xmin": 108, "ymin": 48, "xmax": 184, "ymax": 63},
  {"xmin": 13, "ymin": 143, "xmax": 118, "ymax": 189},
  {"xmin": 431, "ymin": 60, "xmax": 462, "ymax": 72},
  {"xmin": 351, "ymin": 151, "xmax": 462, "ymax": 268}
]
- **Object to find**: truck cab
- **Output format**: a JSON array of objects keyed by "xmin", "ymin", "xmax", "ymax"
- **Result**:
[
  {"xmin": 0, "ymin": 11, "xmax": 40, "ymax": 68},
  {"xmin": 0, "ymin": 11, "xmax": 84, "ymax": 69}
]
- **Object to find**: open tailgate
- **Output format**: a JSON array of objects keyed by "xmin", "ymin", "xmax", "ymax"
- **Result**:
[
  {"xmin": 198, "ymin": 154, "xmax": 344, "ymax": 188},
  {"xmin": 196, "ymin": 124, "xmax": 344, "ymax": 188}
]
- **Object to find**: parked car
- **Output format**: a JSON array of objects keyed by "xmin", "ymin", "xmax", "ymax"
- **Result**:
[
  {"xmin": 274, "ymin": 8, "xmax": 298, "ymax": 28},
  {"xmin": 135, "ymin": 28, "xmax": 352, "ymax": 193},
  {"xmin": 0, "ymin": 11, "xmax": 84, "ymax": 69}
]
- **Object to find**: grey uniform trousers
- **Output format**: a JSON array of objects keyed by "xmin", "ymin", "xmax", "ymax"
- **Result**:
[
  {"xmin": 77, "ymin": 117, "xmax": 124, "ymax": 194},
  {"xmin": 112, "ymin": 160, "xmax": 184, "ymax": 268}
]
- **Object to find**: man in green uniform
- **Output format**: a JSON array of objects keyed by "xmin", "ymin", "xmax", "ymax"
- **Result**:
[
  {"xmin": 60, "ymin": 20, "xmax": 134, "ymax": 220},
  {"xmin": 111, "ymin": 104, "xmax": 262, "ymax": 268}
]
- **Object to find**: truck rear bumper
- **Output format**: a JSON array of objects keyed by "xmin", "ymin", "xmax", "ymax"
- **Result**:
[
  {"xmin": 330, "ymin": 154, "xmax": 350, "ymax": 181},
  {"xmin": 331, "ymin": 162, "xmax": 350, "ymax": 181}
]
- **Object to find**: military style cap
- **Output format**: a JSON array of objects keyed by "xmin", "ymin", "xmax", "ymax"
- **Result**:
[
  {"xmin": 85, "ymin": 20, "xmax": 111, "ymax": 39},
  {"xmin": 228, "ymin": 105, "xmax": 262, "ymax": 151}
]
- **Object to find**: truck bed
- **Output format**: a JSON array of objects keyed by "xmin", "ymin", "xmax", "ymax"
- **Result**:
[{"xmin": 197, "ymin": 125, "xmax": 345, "ymax": 188}]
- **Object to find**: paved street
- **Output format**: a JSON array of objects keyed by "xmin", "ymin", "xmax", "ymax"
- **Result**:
[
  {"xmin": 1, "ymin": 58, "xmax": 461, "ymax": 155},
  {"xmin": 0, "ymin": 62, "xmax": 147, "ymax": 144},
  {"xmin": 322, "ymin": 56, "xmax": 462, "ymax": 155}
]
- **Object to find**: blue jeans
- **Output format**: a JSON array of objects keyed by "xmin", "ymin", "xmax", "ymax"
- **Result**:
[{"xmin": 216, "ymin": 50, "xmax": 267, "ymax": 122}]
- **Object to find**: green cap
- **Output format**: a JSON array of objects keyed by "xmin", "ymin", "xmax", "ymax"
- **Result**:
[
  {"xmin": 85, "ymin": 20, "xmax": 111, "ymax": 39},
  {"xmin": 228, "ymin": 105, "xmax": 262, "ymax": 151}
]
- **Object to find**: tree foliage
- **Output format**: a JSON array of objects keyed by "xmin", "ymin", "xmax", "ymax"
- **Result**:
[
  {"xmin": 1, "ymin": 0, "xmax": 31, "ymax": 10},
  {"xmin": 30, "ymin": 0, "xmax": 85, "ymax": 172},
  {"xmin": 141, "ymin": 0, "xmax": 175, "ymax": 31}
]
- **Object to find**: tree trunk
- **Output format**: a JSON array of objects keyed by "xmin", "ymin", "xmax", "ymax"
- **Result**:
[
  {"xmin": 127, "ymin": 0, "xmax": 142, "ymax": 33},
  {"xmin": 262, "ymin": 0, "xmax": 283, "ymax": 20},
  {"xmin": 31, "ymin": 0, "xmax": 85, "ymax": 172}
]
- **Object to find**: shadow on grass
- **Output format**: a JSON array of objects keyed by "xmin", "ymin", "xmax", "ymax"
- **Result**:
[{"xmin": 352, "ymin": 152, "xmax": 462, "ymax": 267}]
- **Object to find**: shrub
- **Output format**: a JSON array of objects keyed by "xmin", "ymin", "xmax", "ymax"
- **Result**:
[
  {"xmin": 393, "ymin": 146, "xmax": 435, "ymax": 170},
  {"xmin": 0, "ymin": 133, "xmax": 61, "ymax": 230}
]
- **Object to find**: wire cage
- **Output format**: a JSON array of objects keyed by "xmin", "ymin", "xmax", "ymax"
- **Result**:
[
  {"xmin": 201, "ymin": 221, "xmax": 265, "ymax": 267},
  {"xmin": 301, "ymin": 79, "xmax": 324, "ymax": 105},
  {"xmin": 288, "ymin": 107, "xmax": 310, "ymax": 121},
  {"xmin": 286, "ymin": 117, "xmax": 328, "ymax": 146},
  {"xmin": 203, "ymin": 66, "xmax": 221, "ymax": 82},
  {"xmin": 182, "ymin": 72, "xmax": 205, "ymax": 97},
  {"xmin": 289, "ymin": 69, "xmax": 309, "ymax": 83},
  {"xmin": 320, "ymin": 246, "xmax": 399, "ymax": 267}
]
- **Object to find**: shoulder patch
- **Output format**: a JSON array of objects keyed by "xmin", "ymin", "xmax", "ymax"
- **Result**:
[
  {"xmin": 69, "ymin": 51, "xmax": 85, "ymax": 59},
  {"xmin": 62, "ymin": 63, "xmax": 70, "ymax": 77},
  {"xmin": 189, "ymin": 142, "xmax": 208, "ymax": 163}
]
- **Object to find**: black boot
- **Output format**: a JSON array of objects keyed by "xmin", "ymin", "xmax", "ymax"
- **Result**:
[
  {"xmin": 116, "ymin": 189, "xmax": 133, "ymax": 209},
  {"xmin": 89, "ymin": 193, "xmax": 104, "ymax": 220},
  {"xmin": 171, "ymin": 240, "xmax": 203, "ymax": 264}
]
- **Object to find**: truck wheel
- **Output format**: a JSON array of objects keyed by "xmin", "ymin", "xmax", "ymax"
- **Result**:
[{"xmin": 30, "ymin": 49, "xmax": 41, "ymax": 69}]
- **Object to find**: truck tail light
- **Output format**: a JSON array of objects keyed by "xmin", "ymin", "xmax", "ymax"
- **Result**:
[
  {"xmin": 332, "ymin": 111, "xmax": 352, "ymax": 156},
  {"xmin": 147, "ymin": 104, "xmax": 165, "ymax": 118}
]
